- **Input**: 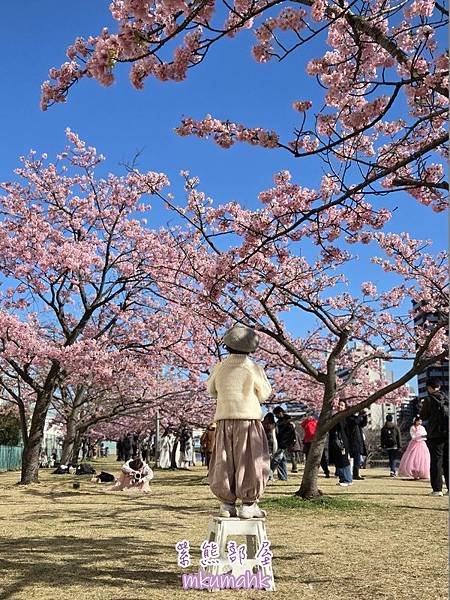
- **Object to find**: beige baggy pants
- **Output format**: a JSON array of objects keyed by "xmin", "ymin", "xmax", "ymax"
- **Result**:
[{"xmin": 208, "ymin": 419, "xmax": 270, "ymax": 504}]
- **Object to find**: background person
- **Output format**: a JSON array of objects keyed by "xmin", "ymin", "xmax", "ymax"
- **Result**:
[
  {"xmin": 179, "ymin": 425, "xmax": 194, "ymax": 470},
  {"xmin": 301, "ymin": 412, "xmax": 330, "ymax": 478},
  {"xmin": 346, "ymin": 411, "xmax": 368, "ymax": 480},
  {"xmin": 289, "ymin": 425, "xmax": 302, "ymax": 474},
  {"xmin": 420, "ymin": 378, "xmax": 449, "ymax": 496},
  {"xmin": 159, "ymin": 428, "xmax": 174, "ymax": 469},
  {"xmin": 329, "ymin": 400, "xmax": 353, "ymax": 487},
  {"xmin": 301, "ymin": 412, "xmax": 318, "ymax": 460},
  {"xmin": 200, "ymin": 423, "xmax": 216, "ymax": 471},
  {"xmin": 272, "ymin": 406, "xmax": 296, "ymax": 481},
  {"xmin": 108, "ymin": 456, "xmax": 154, "ymax": 493},
  {"xmin": 122, "ymin": 433, "xmax": 133, "ymax": 461},
  {"xmin": 380, "ymin": 414, "xmax": 402, "ymax": 477},
  {"xmin": 398, "ymin": 416, "xmax": 430, "ymax": 480},
  {"xmin": 262, "ymin": 412, "xmax": 278, "ymax": 482}
]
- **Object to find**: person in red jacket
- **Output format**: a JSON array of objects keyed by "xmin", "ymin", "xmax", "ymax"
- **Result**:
[
  {"xmin": 301, "ymin": 413, "xmax": 318, "ymax": 458},
  {"xmin": 301, "ymin": 412, "xmax": 330, "ymax": 478}
]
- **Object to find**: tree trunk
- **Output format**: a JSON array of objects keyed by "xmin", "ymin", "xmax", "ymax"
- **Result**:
[
  {"xmin": 296, "ymin": 389, "xmax": 335, "ymax": 499},
  {"xmin": 17, "ymin": 399, "xmax": 29, "ymax": 447},
  {"xmin": 60, "ymin": 416, "xmax": 80, "ymax": 465},
  {"xmin": 295, "ymin": 434, "xmax": 326, "ymax": 499},
  {"xmin": 20, "ymin": 393, "xmax": 51, "ymax": 484},
  {"xmin": 60, "ymin": 386, "xmax": 86, "ymax": 465},
  {"xmin": 72, "ymin": 431, "xmax": 82, "ymax": 464},
  {"xmin": 20, "ymin": 362, "xmax": 60, "ymax": 484},
  {"xmin": 60, "ymin": 436, "xmax": 75, "ymax": 466}
]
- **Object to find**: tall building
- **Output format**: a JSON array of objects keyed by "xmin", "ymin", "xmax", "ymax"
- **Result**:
[
  {"xmin": 413, "ymin": 303, "xmax": 449, "ymax": 399},
  {"xmin": 337, "ymin": 342, "xmax": 406, "ymax": 430}
]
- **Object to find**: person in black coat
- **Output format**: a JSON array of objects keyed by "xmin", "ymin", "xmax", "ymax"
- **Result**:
[
  {"xmin": 345, "ymin": 411, "xmax": 368, "ymax": 480},
  {"xmin": 116, "ymin": 438, "xmax": 123, "ymax": 461},
  {"xmin": 380, "ymin": 414, "xmax": 402, "ymax": 476},
  {"xmin": 122, "ymin": 433, "xmax": 133, "ymax": 461},
  {"xmin": 329, "ymin": 399, "xmax": 352, "ymax": 486},
  {"xmin": 272, "ymin": 407, "xmax": 296, "ymax": 481},
  {"xmin": 420, "ymin": 378, "xmax": 449, "ymax": 496},
  {"xmin": 132, "ymin": 433, "xmax": 140, "ymax": 457}
]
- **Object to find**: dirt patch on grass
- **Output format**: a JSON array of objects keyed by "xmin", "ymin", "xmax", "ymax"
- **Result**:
[{"xmin": 0, "ymin": 461, "xmax": 447, "ymax": 599}]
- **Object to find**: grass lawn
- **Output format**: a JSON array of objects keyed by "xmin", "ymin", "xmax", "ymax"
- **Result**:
[{"xmin": 0, "ymin": 459, "xmax": 447, "ymax": 599}]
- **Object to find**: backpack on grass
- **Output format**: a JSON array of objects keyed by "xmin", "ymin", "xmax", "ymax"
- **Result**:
[
  {"xmin": 52, "ymin": 465, "xmax": 69, "ymax": 475},
  {"xmin": 75, "ymin": 463, "xmax": 96, "ymax": 475},
  {"xmin": 97, "ymin": 471, "xmax": 115, "ymax": 483}
]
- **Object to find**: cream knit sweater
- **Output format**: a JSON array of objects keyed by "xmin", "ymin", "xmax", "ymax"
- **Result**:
[{"xmin": 207, "ymin": 354, "xmax": 272, "ymax": 421}]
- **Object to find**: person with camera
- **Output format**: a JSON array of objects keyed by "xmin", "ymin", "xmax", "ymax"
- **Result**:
[{"xmin": 108, "ymin": 456, "xmax": 154, "ymax": 493}]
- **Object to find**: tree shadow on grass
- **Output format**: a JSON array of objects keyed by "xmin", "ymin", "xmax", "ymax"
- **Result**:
[
  {"xmin": 278, "ymin": 551, "xmax": 325, "ymax": 560},
  {"xmin": 396, "ymin": 504, "xmax": 448, "ymax": 512},
  {"xmin": 16, "ymin": 509, "xmax": 185, "ymax": 532},
  {"xmin": 0, "ymin": 535, "xmax": 181, "ymax": 599},
  {"xmin": 327, "ymin": 491, "xmax": 433, "ymax": 497},
  {"xmin": 152, "ymin": 474, "xmax": 208, "ymax": 487},
  {"xmin": 276, "ymin": 576, "xmax": 335, "ymax": 584},
  {"xmin": 21, "ymin": 481, "xmax": 211, "ymax": 503}
]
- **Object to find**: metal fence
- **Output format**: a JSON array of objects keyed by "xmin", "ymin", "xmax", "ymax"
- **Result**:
[{"xmin": 0, "ymin": 445, "xmax": 23, "ymax": 472}]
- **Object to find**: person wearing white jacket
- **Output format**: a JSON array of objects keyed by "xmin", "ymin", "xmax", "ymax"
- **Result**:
[
  {"xmin": 207, "ymin": 324, "xmax": 272, "ymax": 519},
  {"xmin": 108, "ymin": 457, "xmax": 153, "ymax": 493}
]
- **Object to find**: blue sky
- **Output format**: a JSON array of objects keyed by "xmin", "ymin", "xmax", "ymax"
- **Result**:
[
  {"xmin": 1, "ymin": 1, "xmax": 447, "ymax": 389},
  {"xmin": 0, "ymin": 0, "xmax": 446, "ymax": 245}
]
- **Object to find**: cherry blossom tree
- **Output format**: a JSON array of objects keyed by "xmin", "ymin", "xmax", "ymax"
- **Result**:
[
  {"xmin": 43, "ymin": 0, "xmax": 448, "ymax": 212},
  {"xmin": 147, "ymin": 177, "xmax": 448, "ymax": 497},
  {"xmin": 0, "ymin": 131, "xmax": 216, "ymax": 484},
  {"xmin": 30, "ymin": 0, "xmax": 449, "ymax": 499},
  {"xmin": 89, "ymin": 386, "xmax": 215, "ymax": 442},
  {"xmin": 54, "ymin": 370, "xmax": 210, "ymax": 464},
  {"xmin": 0, "ymin": 366, "xmax": 35, "ymax": 447}
]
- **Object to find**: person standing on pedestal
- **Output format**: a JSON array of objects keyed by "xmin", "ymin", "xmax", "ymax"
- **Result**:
[{"xmin": 207, "ymin": 324, "xmax": 272, "ymax": 519}]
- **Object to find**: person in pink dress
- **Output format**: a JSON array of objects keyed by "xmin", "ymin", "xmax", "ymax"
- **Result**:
[
  {"xmin": 398, "ymin": 416, "xmax": 430, "ymax": 480},
  {"xmin": 108, "ymin": 457, "xmax": 154, "ymax": 493}
]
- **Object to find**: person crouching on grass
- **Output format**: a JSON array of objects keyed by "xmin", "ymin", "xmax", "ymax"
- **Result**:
[
  {"xmin": 207, "ymin": 324, "xmax": 272, "ymax": 519},
  {"xmin": 108, "ymin": 456, "xmax": 154, "ymax": 493}
]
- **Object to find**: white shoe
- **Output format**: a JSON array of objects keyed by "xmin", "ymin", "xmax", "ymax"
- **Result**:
[
  {"xmin": 444, "ymin": 491, "xmax": 449, "ymax": 496},
  {"xmin": 219, "ymin": 503, "xmax": 237, "ymax": 517},
  {"xmin": 429, "ymin": 491, "xmax": 444, "ymax": 497},
  {"xmin": 337, "ymin": 482, "xmax": 350, "ymax": 487},
  {"xmin": 239, "ymin": 503, "xmax": 267, "ymax": 519}
]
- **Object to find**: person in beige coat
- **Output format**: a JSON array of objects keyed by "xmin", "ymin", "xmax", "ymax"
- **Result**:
[{"xmin": 207, "ymin": 324, "xmax": 272, "ymax": 519}]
